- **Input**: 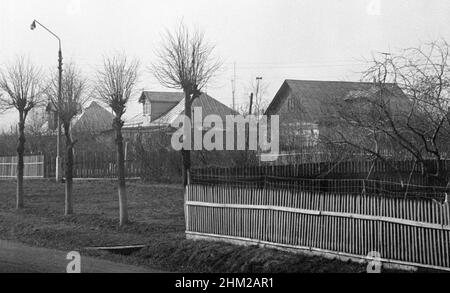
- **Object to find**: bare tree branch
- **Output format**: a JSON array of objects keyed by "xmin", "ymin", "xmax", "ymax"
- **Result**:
[
  {"xmin": 328, "ymin": 40, "xmax": 450, "ymax": 185},
  {"xmin": 151, "ymin": 22, "xmax": 221, "ymax": 186},
  {"xmin": 0, "ymin": 56, "xmax": 45, "ymax": 209}
]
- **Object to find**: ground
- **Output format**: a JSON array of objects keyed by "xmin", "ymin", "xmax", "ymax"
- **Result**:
[
  {"xmin": 0, "ymin": 239, "xmax": 159, "ymax": 273},
  {"xmin": 0, "ymin": 179, "xmax": 405, "ymax": 273}
]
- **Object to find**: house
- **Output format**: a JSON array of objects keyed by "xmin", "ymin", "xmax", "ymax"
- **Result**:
[
  {"xmin": 124, "ymin": 91, "xmax": 238, "ymax": 134},
  {"xmin": 137, "ymin": 91, "xmax": 184, "ymax": 126},
  {"xmin": 265, "ymin": 79, "xmax": 409, "ymax": 150},
  {"xmin": 71, "ymin": 101, "xmax": 115, "ymax": 134},
  {"xmin": 44, "ymin": 101, "xmax": 115, "ymax": 134}
]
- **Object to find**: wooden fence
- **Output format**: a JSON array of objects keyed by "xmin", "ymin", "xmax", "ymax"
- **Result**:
[
  {"xmin": 192, "ymin": 160, "xmax": 450, "ymax": 181},
  {"xmin": 191, "ymin": 161, "xmax": 450, "ymax": 201},
  {"xmin": 185, "ymin": 183, "xmax": 450, "ymax": 271},
  {"xmin": 43, "ymin": 152, "xmax": 142, "ymax": 179},
  {"xmin": 0, "ymin": 155, "xmax": 45, "ymax": 178}
]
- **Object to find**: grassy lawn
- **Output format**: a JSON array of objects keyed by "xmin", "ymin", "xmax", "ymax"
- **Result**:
[{"xmin": 0, "ymin": 179, "xmax": 406, "ymax": 273}]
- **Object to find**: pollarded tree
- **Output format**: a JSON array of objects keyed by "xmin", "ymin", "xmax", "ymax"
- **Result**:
[
  {"xmin": 95, "ymin": 55, "xmax": 139, "ymax": 226},
  {"xmin": 47, "ymin": 63, "xmax": 87, "ymax": 215},
  {"xmin": 152, "ymin": 22, "xmax": 221, "ymax": 186},
  {"xmin": 0, "ymin": 57, "xmax": 45, "ymax": 209}
]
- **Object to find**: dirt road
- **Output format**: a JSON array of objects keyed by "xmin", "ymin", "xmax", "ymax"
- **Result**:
[{"xmin": 0, "ymin": 240, "xmax": 160, "ymax": 273}]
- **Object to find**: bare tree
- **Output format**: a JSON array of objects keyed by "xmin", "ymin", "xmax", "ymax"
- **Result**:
[
  {"xmin": 152, "ymin": 22, "xmax": 221, "ymax": 186},
  {"xmin": 47, "ymin": 63, "xmax": 87, "ymax": 215},
  {"xmin": 0, "ymin": 57, "xmax": 45, "ymax": 208},
  {"xmin": 329, "ymin": 40, "xmax": 450, "ymax": 185},
  {"xmin": 26, "ymin": 107, "xmax": 48, "ymax": 135},
  {"xmin": 95, "ymin": 55, "xmax": 139, "ymax": 226}
]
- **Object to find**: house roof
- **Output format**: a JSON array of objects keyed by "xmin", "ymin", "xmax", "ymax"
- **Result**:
[
  {"xmin": 125, "ymin": 93, "xmax": 238, "ymax": 128},
  {"xmin": 266, "ymin": 79, "xmax": 408, "ymax": 122},
  {"xmin": 138, "ymin": 91, "xmax": 184, "ymax": 103},
  {"xmin": 72, "ymin": 101, "xmax": 114, "ymax": 133}
]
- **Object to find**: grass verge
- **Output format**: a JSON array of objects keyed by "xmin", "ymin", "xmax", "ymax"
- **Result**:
[{"xmin": 0, "ymin": 179, "xmax": 409, "ymax": 273}]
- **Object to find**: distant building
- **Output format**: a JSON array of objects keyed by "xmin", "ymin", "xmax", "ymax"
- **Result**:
[
  {"xmin": 136, "ymin": 91, "xmax": 184, "ymax": 126},
  {"xmin": 123, "ymin": 91, "xmax": 238, "ymax": 140},
  {"xmin": 44, "ymin": 101, "xmax": 114, "ymax": 135},
  {"xmin": 265, "ymin": 79, "xmax": 409, "ymax": 150},
  {"xmin": 71, "ymin": 101, "xmax": 115, "ymax": 134}
]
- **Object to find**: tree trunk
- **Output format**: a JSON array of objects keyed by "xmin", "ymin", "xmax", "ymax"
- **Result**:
[
  {"xmin": 64, "ymin": 123, "xmax": 74, "ymax": 215},
  {"xmin": 182, "ymin": 92, "xmax": 192, "ymax": 187},
  {"xmin": 16, "ymin": 116, "xmax": 25, "ymax": 209},
  {"xmin": 114, "ymin": 117, "xmax": 128, "ymax": 226},
  {"xmin": 427, "ymin": 158, "xmax": 447, "ymax": 187}
]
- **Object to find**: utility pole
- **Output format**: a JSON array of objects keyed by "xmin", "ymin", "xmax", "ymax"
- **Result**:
[
  {"xmin": 246, "ymin": 92, "xmax": 254, "ymax": 153},
  {"xmin": 231, "ymin": 62, "xmax": 236, "ymax": 110},
  {"xmin": 248, "ymin": 92, "xmax": 254, "ymax": 116},
  {"xmin": 255, "ymin": 77, "xmax": 262, "ymax": 116}
]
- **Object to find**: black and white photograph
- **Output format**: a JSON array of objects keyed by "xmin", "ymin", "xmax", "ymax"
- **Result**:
[{"xmin": 0, "ymin": 0, "xmax": 450, "ymax": 281}]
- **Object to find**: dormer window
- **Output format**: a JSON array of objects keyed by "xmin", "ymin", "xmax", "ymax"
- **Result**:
[{"xmin": 143, "ymin": 101, "xmax": 151, "ymax": 116}]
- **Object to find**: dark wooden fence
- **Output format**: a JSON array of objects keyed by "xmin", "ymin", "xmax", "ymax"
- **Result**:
[
  {"xmin": 191, "ymin": 160, "xmax": 450, "ymax": 200},
  {"xmin": 44, "ymin": 152, "xmax": 142, "ymax": 179}
]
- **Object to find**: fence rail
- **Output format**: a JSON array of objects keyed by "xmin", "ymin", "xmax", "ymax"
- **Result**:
[
  {"xmin": 0, "ymin": 155, "xmax": 44, "ymax": 178},
  {"xmin": 185, "ymin": 183, "xmax": 450, "ymax": 271}
]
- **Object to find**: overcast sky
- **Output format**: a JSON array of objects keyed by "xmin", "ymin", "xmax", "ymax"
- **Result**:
[{"xmin": 1, "ymin": 0, "xmax": 450, "ymax": 131}]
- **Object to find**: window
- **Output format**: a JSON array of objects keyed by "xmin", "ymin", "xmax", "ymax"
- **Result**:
[
  {"xmin": 287, "ymin": 98, "xmax": 299, "ymax": 113},
  {"xmin": 286, "ymin": 122, "xmax": 319, "ymax": 147},
  {"xmin": 143, "ymin": 101, "xmax": 151, "ymax": 115},
  {"xmin": 288, "ymin": 99, "xmax": 294, "ymax": 112}
]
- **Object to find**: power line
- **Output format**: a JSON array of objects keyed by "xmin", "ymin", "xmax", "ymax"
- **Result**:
[{"xmin": 223, "ymin": 63, "xmax": 364, "ymax": 70}]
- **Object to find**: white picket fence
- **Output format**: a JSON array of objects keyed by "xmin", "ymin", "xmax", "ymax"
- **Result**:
[
  {"xmin": 185, "ymin": 183, "xmax": 450, "ymax": 271},
  {"xmin": 0, "ymin": 155, "xmax": 45, "ymax": 178}
]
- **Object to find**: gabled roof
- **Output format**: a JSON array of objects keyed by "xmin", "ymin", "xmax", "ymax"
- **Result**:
[
  {"xmin": 138, "ymin": 91, "xmax": 184, "ymax": 103},
  {"xmin": 152, "ymin": 93, "xmax": 239, "ymax": 126},
  {"xmin": 266, "ymin": 79, "xmax": 408, "ymax": 122},
  {"xmin": 72, "ymin": 101, "xmax": 114, "ymax": 133},
  {"xmin": 125, "ymin": 93, "xmax": 238, "ymax": 128}
]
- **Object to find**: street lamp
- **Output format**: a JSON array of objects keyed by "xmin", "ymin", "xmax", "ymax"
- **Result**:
[{"xmin": 30, "ymin": 19, "xmax": 63, "ymax": 182}]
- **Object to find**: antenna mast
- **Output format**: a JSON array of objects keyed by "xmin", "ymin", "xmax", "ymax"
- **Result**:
[{"xmin": 231, "ymin": 62, "xmax": 236, "ymax": 110}]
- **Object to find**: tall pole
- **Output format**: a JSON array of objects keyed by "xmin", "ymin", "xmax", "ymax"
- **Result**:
[
  {"xmin": 30, "ymin": 20, "xmax": 62, "ymax": 182},
  {"xmin": 56, "ymin": 45, "xmax": 63, "ymax": 182},
  {"xmin": 231, "ymin": 62, "xmax": 236, "ymax": 110},
  {"xmin": 246, "ymin": 92, "xmax": 254, "ymax": 152},
  {"xmin": 255, "ymin": 77, "xmax": 262, "ymax": 116},
  {"xmin": 248, "ymin": 92, "xmax": 254, "ymax": 116}
]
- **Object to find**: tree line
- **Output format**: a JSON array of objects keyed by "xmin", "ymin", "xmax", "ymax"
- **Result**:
[{"xmin": 0, "ymin": 22, "xmax": 220, "ymax": 226}]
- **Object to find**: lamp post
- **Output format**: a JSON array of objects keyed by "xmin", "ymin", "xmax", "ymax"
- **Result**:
[{"xmin": 30, "ymin": 19, "xmax": 62, "ymax": 182}]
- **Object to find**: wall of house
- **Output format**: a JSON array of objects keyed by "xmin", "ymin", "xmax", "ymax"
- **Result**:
[{"xmin": 269, "ymin": 87, "xmax": 321, "ymax": 150}]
